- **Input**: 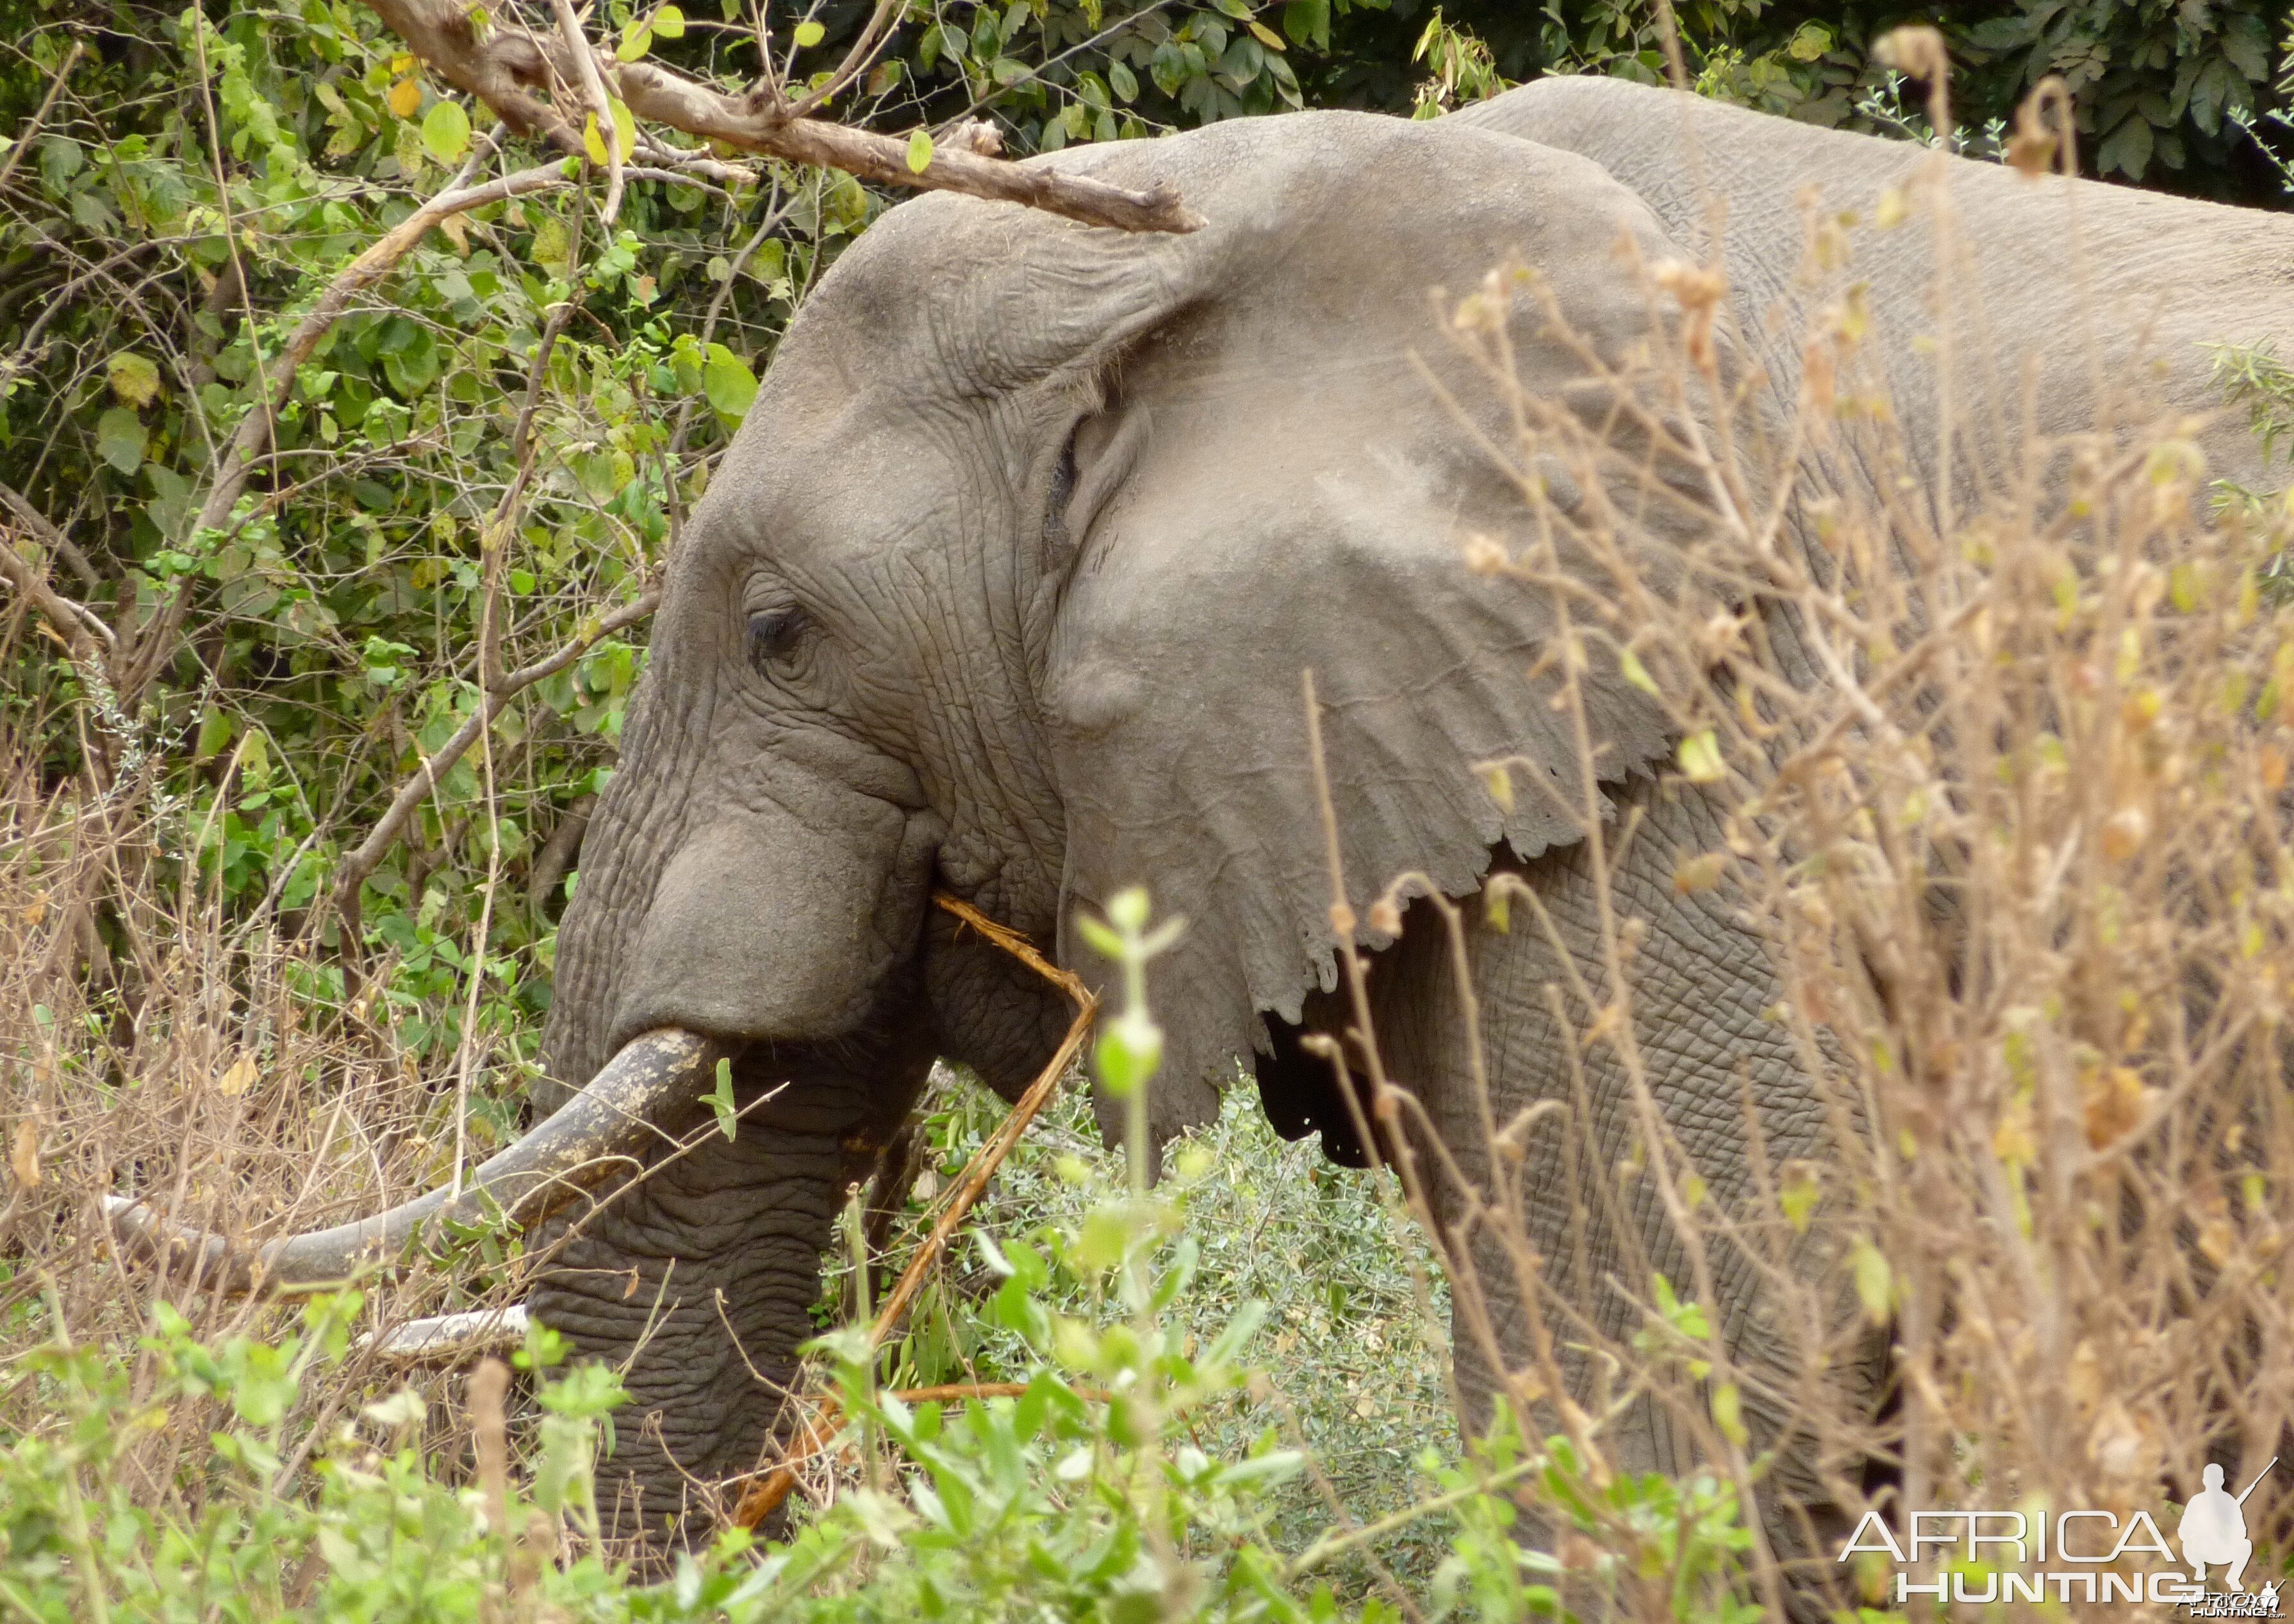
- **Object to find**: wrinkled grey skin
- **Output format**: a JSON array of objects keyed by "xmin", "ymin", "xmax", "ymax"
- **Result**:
[{"xmin": 531, "ymin": 79, "xmax": 2294, "ymax": 1552}]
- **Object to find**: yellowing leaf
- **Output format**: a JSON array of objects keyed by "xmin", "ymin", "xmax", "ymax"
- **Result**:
[
  {"xmin": 1248, "ymin": 19, "xmax": 1285, "ymax": 48},
  {"xmin": 420, "ymin": 97, "xmax": 470, "ymax": 165},
  {"xmin": 1477, "ymin": 762, "xmax": 1513, "ymax": 813},
  {"xmin": 10, "ymin": 1120, "xmax": 39, "ymax": 1190},
  {"xmin": 582, "ymin": 113, "xmax": 609, "ymax": 166},
  {"xmin": 907, "ymin": 127, "xmax": 935, "ymax": 173},
  {"xmin": 1619, "ymin": 646, "xmax": 1658, "ymax": 696},
  {"xmin": 1778, "ymin": 1165, "xmax": 1819, "ymax": 1233},
  {"xmin": 1710, "ymin": 1380, "xmax": 1749, "ymax": 1447},
  {"xmin": 215, "ymin": 1054, "xmax": 259, "ymax": 1097},
  {"xmin": 387, "ymin": 76, "xmax": 423, "ymax": 119},
  {"xmin": 616, "ymin": 21, "xmax": 654, "ymax": 60},
  {"xmin": 1677, "ymin": 730, "xmax": 1726, "ymax": 783},
  {"xmin": 609, "ymin": 97, "xmax": 636, "ymax": 161},
  {"xmin": 652, "ymin": 4, "xmax": 686, "ymax": 37},
  {"xmin": 793, "ymin": 19, "xmax": 825, "ymax": 46},
  {"xmin": 1851, "ymin": 1238, "xmax": 1892, "ymax": 1325},
  {"xmin": 108, "ymin": 351, "xmax": 161, "ymax": 409}
]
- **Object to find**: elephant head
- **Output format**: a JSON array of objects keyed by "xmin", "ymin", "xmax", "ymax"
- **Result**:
[{"xmin": 169, "ymin": 108, "xmax": 1725, "ymax": 1534}]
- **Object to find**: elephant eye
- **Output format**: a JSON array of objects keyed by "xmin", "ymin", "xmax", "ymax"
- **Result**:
[{"xmin": 745, "ymin": 606, "xmax": 807, "ymax": 675}]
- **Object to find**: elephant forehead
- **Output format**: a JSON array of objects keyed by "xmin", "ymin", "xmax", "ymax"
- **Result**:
[
  {"xmin": 763, "ymin": 108, "xmax": 1669, "ymax": 398},
  {"xmin": 691, "ymin": 400, "xmax": 993, "ymax": 578}
]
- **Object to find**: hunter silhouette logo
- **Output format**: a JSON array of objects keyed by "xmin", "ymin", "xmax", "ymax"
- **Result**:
[
  {"xmin": 2180, "ymin": 1461, "xmax": 2272, "ymax": 1593},
  {"xmin": 1837, "ymin": 1457, "xmax": 2282, "ymax": 1612}
]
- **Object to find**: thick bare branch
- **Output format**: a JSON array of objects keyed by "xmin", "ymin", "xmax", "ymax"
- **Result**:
[
  {"xmin": 545, "ymin": 0, "xmax": 623, "ymax": 222},
  {"xmin": 357, "ymin": 0, "xmax": 1202, "ymax": 234},
  {"xmin": 0, "ymin": 527, "xmax": 114, "ymax": 658},
  {"xmin": 0, "ymin": 478, "xmax": 99, "ymax": 590}
]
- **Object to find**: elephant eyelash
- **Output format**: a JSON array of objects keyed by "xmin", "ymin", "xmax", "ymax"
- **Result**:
[{"xmin": 745, "ymin": 607, "xmax": 808, "ymax": 675}]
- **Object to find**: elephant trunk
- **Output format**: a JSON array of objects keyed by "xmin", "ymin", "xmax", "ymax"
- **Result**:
[{"xmin": 104, "ymin": 1027, "xmax": 726, "ymax": 1293}]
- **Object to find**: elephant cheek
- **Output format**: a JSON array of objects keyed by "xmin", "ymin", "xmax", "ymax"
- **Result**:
[{"xmin": 609, "ymin": 800, "xmax": 939, "ymax": 1051}]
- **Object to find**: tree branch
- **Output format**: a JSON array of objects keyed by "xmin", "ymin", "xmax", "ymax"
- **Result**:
[
  {"xmin": 0, "ymin": 478, "xmax": 99, "ymax": 590},
  {"xmin": 358, "ymin": 0, "xmax": 1203, "ymax": 234},
  {"xmin": 545, "ymin": 0, "xmax": 623, "ymax": 222},
  {"xmin": 0, "ymin": 527, "xmax": 114, "ymax": 658}
]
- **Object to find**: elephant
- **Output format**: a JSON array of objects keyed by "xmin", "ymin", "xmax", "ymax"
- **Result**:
[{"xmin": 110, "ymin": 75, "xmax": 2294, "ymax": 1572}]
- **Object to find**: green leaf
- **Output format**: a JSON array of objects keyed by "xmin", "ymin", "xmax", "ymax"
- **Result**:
[
  {"xmin": 707, "ymin": 1056, "xmax": 738, "ymax": 1140},
  {"xmin": 793, "ymin": 19, "xmax": 825, "ymax": 47},
  {"xmin": 906, "ymin": 127, "xmax": 934, "ymax": 173},
  {"xmin": 652, "ymin": 3, "xmax": 685, "ymax": 37},
  {"xmin": 701, "ymin": 342, "xmax": 757, "ymax": 422},
  {"xmin": 1677, "ymin": 730, "xmax": 1726, "ymax": 783},
  {"xmin": 420, "ymin": 97, "xmax": 470, "ymax": 165},
  {"xmin": 95, "ymin": 407, "xmax": 146, "ymax": 473},
  {"xmin": 108, "ymin": 351, "xmax": 161, "ymax": 409},
  {"xmin": 615, "ymin": 21, "xmax": 653, "ymax": 61}
]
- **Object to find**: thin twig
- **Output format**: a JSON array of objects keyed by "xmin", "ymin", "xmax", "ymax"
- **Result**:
[
  {"xmin": 0, "ymin": 39, "xmax": 86, "ymax": 192},
  {"xmin": 547, "ymin": 0, "xmax": 623, "ymax": 224},
  {"xmin": 331, "ymin": 588, "xmax": 659, "ymax": 949}
]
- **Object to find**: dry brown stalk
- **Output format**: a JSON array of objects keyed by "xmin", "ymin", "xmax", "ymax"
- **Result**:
[{"xmin": 727, "ymin": 889, "xmax": 1098, "ymax": 1530}]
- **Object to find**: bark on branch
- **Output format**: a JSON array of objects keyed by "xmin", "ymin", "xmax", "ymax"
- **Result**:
[
  {"xmin": 360, "ymin": 0, "xmax": 1202, "ymax": 234},
  {"xmin": 0, "ymin": 527, "xmax": 115, "ymax": 660}
]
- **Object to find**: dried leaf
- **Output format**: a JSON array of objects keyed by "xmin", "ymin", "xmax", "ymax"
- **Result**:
[
  {"xmin": 2081, "ymin": 1065, "xmax": 2150, "ymax": 1149},
  {"xmin": 1672, "ymin": 851, "xmax": 1728, "ymax": 892},
  {"xmin": 10, "ymin": 1120, "xmax": 39, "ymax": 1190},
  {"xmin": 215, "ymin": 1054, "xmax": 259, "ymax": 1097}
]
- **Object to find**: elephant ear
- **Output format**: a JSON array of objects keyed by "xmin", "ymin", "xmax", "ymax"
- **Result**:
[{"xmin": 1031, "ymin": 115, "xmax": 1720, "ymax": 1150}]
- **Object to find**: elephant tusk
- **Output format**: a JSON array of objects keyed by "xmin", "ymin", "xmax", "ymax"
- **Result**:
[
  {"xmin": 359, "ymin": 1304, "xmax": 531, "ymax": 1365},
  {"xmin": 103, "ymin": 1026, "xmax": 725, "ymax": 1295}
]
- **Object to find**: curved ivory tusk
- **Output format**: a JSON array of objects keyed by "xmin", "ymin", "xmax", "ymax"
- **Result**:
[
  {"xmin": 359, "ymin": 1304, "xmax": 531, "ymax": 1365},
  {"xmin": 103, "ymin": 1026, "xmax": 724, "ymax": 1295}
]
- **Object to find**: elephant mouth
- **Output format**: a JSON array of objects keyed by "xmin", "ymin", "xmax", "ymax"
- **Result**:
[{"xmin": 103, "ymin": 1026, "xmax": 730, "ymax": 1293}]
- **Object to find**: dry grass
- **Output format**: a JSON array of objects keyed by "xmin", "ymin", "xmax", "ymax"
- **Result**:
[
  {"xmin": 1369, "ymin": 131, "xmax": 2294, "ymax": 1613},
  {"xmin": 0, "ymin": 714, "xmax": 532, "ymax": 1521}
]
